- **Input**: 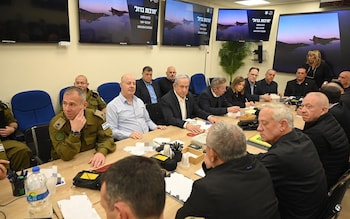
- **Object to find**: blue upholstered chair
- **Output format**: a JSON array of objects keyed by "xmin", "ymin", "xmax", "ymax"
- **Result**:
[
  {"xmin": 97, "ymin": 82, "xmax": 121, "ymax": 104},
  {"xmin": 190, "ymin": 73, "xmax": 207, "ymax": 95},
  {"xmin": 11, "ymin": 90, "xmax": 55, "ymax": 132}
]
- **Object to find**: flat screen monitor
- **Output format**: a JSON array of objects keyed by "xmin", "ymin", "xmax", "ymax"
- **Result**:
[
  {"xmin": 162, "ymin": 0, "xmax": 214, "ymax": 46},
  {"xmin": 78, "ymin": 0, "xmax": 159, "ymax": 45},
  {"xmin": 0, "ymin": 0, "xmax": 70, "ymax": 43},
  {"xmin": 216, "ymin": 9, "xmax": 274, "ymax": 42},
  {"xmin": 273, "ymin": 10, "xmax": 350, "ymax": 75}
]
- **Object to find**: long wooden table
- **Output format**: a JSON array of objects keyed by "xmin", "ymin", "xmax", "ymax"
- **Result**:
[{"xmin": 0, "ymin": 109, "xmax": 304, "ymax": 219}]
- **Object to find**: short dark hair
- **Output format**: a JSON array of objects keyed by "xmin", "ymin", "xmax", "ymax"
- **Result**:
[
  {"xmin": 249, "ymin": 67, "xmax": 259, "ymax": 72},
  {"xmin": 320, "ymin": 85, "xmax": 341, "ymax": 104},
  {"xmin": 102, "ymin": 156, "xmax": 165, "ymax": 218},
  {"xmin": 143, "ymin": 66, "xmax": 153, "ymax": 72}
]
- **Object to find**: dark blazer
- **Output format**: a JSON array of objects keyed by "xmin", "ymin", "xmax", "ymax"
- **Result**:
[
  {"xmin": 329, "ymin": 102, "xmax": 350, "ymax": 143},
  {"xmin": 160, "ymin": 90, "xmax": 210, "ymax": 128},
  {"xmin": 224, "ymin": 87, "xmax": 247, "ymax": 108},
  {"xmin": 284, "ymin": 78, "xmax": 318, "ymax": 98},
  {"xmin": 244, "ymin": 78, "xmax": 260, "ymax": 101},
  {"xmin": 197, "ymin": 87, "xmax": 232, "ymax": 116},
  {"xmin": 341, "ymin": 92, "xmax": 350, "ymax": 109},
  {"xmin": 158, "ymin": 77, "xmax": 174, "ymax": 96},
  {"xmin": 303, "ymin": 60, "xmax": 333, "ymax": 88},
  {"xmin": 303, "ymin": 113, "xmax": 350, "ymax": 188},
  {"xmin": 257, "ymin": 129, "xmax": 327, "ymax": 219},
  {"xmin": 135, "ymin": 79, "xmax": 161, "ymax": 104},
  {"xmin": 256, "ymin": 78, "xmax": 278, "ymax": 95},
  {"xmin": 176, "ymin": 154, "xmax": 280, "ymax": 219}
]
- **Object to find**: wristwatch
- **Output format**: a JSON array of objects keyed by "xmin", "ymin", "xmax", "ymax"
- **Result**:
[{"xmin": 71, "ymin": 130, "xmax": 81, "ymax": 137}]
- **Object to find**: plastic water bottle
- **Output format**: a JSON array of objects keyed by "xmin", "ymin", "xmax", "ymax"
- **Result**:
[{"xmin": 25, "ymin": 166, "xmax": 52, "ymax": 218}]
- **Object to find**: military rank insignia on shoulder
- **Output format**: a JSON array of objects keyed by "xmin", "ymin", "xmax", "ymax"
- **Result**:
[
  {"xmin": 92, "ymin": 90, "xmax": 99, "ymax": 98},
  {"xmin": 53, "ymin": 117, "xmax": 66, "ymax": 130},
  {"xmin": 94, "ymin": 109, "xmax": 105, "ymax": 120}
]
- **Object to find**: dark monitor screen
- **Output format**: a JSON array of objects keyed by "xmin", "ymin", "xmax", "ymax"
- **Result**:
[
  {"xmin": 273, "ymin": 10, "xmax": 350, "ymax": 75},
  {"xmin": 162, "ymin": 0, "xmax": 214, "ymax": 46},
  {"xmin": 78, "ymin": 0, "xmax": 159, "ymax": 45},
  {"xmin": 216, "ymin": 9, "xmax": 274, "ymax": 42},
  {"xmin": 0, "ymin": 0, "xmax": 70, "ymax": 43}
]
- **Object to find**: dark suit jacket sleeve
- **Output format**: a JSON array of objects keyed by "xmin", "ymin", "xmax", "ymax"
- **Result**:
[
  {"xmin": 176, "ymin": 180, "xmax": 212, "ymax": 219},
  {"xmin": 284, "ymin": 81, "xmax": 293, "ymax": 96},
  {"xmin": 197, "ymin": 88, "xmax": 228, "ymax": 116},
  {"xmin": 135, "ymin": 79, "xmax": 161, "ymax": 104},
  {"xmin": 187, "ymin": 92, "xmax": 210, "ymax": 120},
  {"xmin": 160, "ymin": 91, "xmax": 186, "ymax": 128}
]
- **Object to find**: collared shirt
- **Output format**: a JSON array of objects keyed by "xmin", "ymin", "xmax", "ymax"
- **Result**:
[
  {"xmin": 174, "ymin": 91, "xmax": 187, "ymax": 120},
  {"xmin": 143, "ymin": 80, "xmax": 158, "ymax": 103},
  {"xmin": 248, "ymin": 80, "xmax": 255, "ymax": 95},
  {"xmin": 106, "ymin": 94, "xmax": 157, "ymax": 140},
  {"xmin": 211, "ymin": 88, "xmax": 219, "ymax": 98}
]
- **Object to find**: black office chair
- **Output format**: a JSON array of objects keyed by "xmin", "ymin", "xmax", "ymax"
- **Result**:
[
  {"xmin": 146, "ymin": 103, "xmax": 166, "ymax": 125},
  {"xmin": 319, "ymin": 168, "xmax": 350, "ymax": 219}
]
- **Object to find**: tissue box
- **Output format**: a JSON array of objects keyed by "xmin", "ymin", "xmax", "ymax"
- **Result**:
[{"xmin": 182, "ymin": 147, "xmax": 204, "ymax": 164}]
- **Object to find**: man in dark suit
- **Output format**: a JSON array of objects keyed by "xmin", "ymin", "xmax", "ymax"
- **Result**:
[
  {"xmin": 244, "ymin": 67, "xmax": 271, "ymax": 102},
  {"xmin": 320, "ymin": 82, "xmax": 350, "ymax": 143},
  {"xmin": 300, "ymin": 92, "xmax": 349, "ymax": 188},
  {"xmin": 257, "ymin": 103, "xmax": 327, "ymax": 219},
  {"xmin": 197, "ymin": 77, "xmax": 240, "ymax": 115},
  {"xmin": 135, "ymin": 66, "xmax": 162, "ymax": 104},
  {"xmin": 256, "ymin": 69, "xmax": 279, "ymax": 95},
  {"xmin": 284, "ymin": 67, "xmax": 318, "ymax": 98},
  {"xmin": 176, "ymin": 122, "xmax": 280, "ymax": 219},
  {"xmin": 160, "ymin": 74, "xmax": 218, "ymax": 133},
  {"xmin": 158, "ymin": 66, "xmax": 176, "ymax": 96}
]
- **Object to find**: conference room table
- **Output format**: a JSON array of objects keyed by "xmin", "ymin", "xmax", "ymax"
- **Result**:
[{"xmin": 0, "ymin": 105, "xmax": 304, "ymax": 219}]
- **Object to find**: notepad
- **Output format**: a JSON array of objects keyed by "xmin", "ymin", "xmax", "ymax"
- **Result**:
[
  {"xmin": 247, "ymin": 134, "xmax": 271, "ymax": 150},
  {"xmin": 165, "ymin": 172, "xmax": 193, "ymax": 203}
]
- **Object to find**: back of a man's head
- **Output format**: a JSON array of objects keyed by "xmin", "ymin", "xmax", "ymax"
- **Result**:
[
  {"xmin": 206, "ymin": 122, "xmax": 247, "ymax": 162},
  {"xmin": 102, "ymin": 156, "xmax": 165, "ymax": 219},
  {"xmin": 320, "ymin": 84, "xmax": 341, "ymax": 104}
]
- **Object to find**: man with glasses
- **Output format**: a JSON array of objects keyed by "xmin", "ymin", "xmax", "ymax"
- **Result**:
[
  {"xmin": 244, "ymin": 67, "xmax": 271, "ymax": 102},
  {"xmin": 197, "ymin": 77, "xmax": 240, "ymax": 116},
  {"xmin": 74, "ymin": 74, "xmax": 106, "ymax": 113},
  {"xmin": 299, "ymin": 92, "xmax": 349, "ymax": 188}
]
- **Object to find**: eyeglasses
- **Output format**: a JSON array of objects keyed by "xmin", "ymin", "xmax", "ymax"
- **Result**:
[{"xmin": 299, "ymin": 104, "xmax": 313, "ymax": 109}]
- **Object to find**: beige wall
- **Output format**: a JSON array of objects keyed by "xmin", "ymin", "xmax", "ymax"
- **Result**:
[{"xmin": 0, "ymin": 0, "xmax": 328, "ymax": 111}]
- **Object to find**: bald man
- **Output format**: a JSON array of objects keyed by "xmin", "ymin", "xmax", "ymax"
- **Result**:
[
  {"xmin": 338, "ymin": 71, "xmax": 350, "ymax": 93},
  {"xmin": 159, "ymin": 66, "xmax": 177, "ymax": 96},
  {"xmin": 300, "ymin": 92, "xmax": 349, "ymax": 188},
  {"xmin": 74, "ymin": 75, "xmax": 106, "ymax": 113},
  {"xmin": 106, "ymin": 74, "xmax": 166, "ymax": 140}
]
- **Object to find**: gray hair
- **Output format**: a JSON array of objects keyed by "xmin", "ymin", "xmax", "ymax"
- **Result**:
[
  {"xmin": 210, "ymin": 78, "xmax": 227, "ymax": 89},
  {"xmin": 260, "ymin": 103, "xmax": 294, "ymax": 128},
  {"xmin": 206, "ymin": 122, "xmax": 247, "ymax": 162},
  {"xmin": 174, "ymin": 74, "xmax": 190, "ymax": 84},
  {"xmin": 64, "ymin": 86, "xmax": 86, "ymax": 103}
]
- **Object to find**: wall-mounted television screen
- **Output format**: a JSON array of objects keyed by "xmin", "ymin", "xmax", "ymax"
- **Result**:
[
  {"xmin": 273, "ymin": 10, "xmax": 350, "ymax": 75},
  {"xmin": 0, "ymin": 0, "xmax": 70, "ymax": 43},
  {"xmin": 216, "ymin": 9, "xmax": 274, "ymax": 42},
  {"xmin": 79, "ymin": 0, "xmax": 159, "ymax": 45},
  {"xmin": 162, "ymin": 0, "xmax": 214, "ymax": 46},
  {"xmin": 216, "ymin": 8, "xmax": 275, "ymax": 42}
]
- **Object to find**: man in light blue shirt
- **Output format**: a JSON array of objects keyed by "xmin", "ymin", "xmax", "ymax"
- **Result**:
[{"xmin": 106, "ymin": 74, "xmax": 166, "ymax": 140}]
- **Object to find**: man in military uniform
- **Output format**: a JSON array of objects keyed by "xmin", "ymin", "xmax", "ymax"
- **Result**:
[
  {"xmin": 49, "ymin": 87, "xmax": 115, "ymax": 168},
  {"xmin": 0, "ymin": 101, "xmax": 32, "ymax": 171},
  {"xmin": 74, "ymin": 74, "xmax": 107, "ymax": 113}
]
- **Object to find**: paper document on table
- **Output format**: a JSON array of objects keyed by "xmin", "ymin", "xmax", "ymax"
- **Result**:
[
  {"xmin": 165, "ymin": 172, "xmax": 193, "ymax": 203},
  {"xmin": 124, "ymin": 142, "xmax": 154, "ymax": 155},
  {"xmin": 57, "ymin": 194, "xmax": 100, "ymax": 219},
  {"xmin": 195, "ymin": 168, "xmax": 205, "ymax": 177}
]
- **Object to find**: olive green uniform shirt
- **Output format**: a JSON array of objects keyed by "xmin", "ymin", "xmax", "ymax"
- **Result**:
[
  {"xmin": 49, "ymin": 108, "xmax": 115, "ymax": 161},
  {"xmin": 0, "ymin": 102, "xmax": 32, "ymax": 170},
  {"xmin": 86, "ymin": 89, "xmax": 106, "ymax": 111}
]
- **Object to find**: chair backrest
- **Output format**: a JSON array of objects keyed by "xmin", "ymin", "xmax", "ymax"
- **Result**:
[
  {"xmin": 97, "ymin": 82, "xmax": 121, "ymax": 104},
  {"xmin": 320, "ymin": 168, "xmax": 350, "ymax": 219},
  {"xmin": 59, "ymin": 86, "xmax": 72, "ymax": 106},
  {"xmin": 155, "ymin": 77, "xmax": 165, "ymax": 83},
  {"xmin": 11, "ymin": 90, "xmax": 55, "ymax": 132},
  {"xmin": 190, "ymin": 73, "xmax": 207, "ymax": 95}
]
